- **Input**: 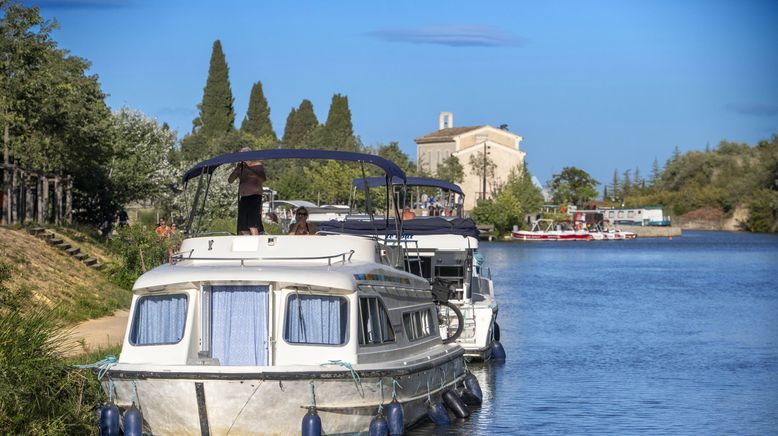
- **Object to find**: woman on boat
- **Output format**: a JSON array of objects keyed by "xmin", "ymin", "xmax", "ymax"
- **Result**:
[{"xmin": 288, "ymin": 206, "xmax": 317, "ymax": 235}]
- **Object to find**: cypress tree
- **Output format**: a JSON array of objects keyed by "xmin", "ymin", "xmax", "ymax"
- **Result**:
[
  {"xmin": 240, "ymin": 81, "xmax": 276, "ymax": 141},
  {"xmin": 282, "ymin": 99, "xmax": 318, "ymax": 148},
  {"xmin": 320, "ymin": 94, "xmax": 356, "ymax": 151},
  {"xmin": 198, "ymin": 40, "xmax": 235, "ymax": 140}
]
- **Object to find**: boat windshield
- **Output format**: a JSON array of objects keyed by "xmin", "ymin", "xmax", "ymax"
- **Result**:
[{"xmin": 350, "ymin": 176, "xmax": 465, "ymax": 218}]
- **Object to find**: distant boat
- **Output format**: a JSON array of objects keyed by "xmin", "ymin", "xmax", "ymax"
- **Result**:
[{"xmin": 511, "ymin": 219, "xmax": 592, "ymax": 241}]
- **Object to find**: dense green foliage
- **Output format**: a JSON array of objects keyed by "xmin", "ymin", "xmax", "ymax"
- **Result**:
[
  {"xmin": 436, "ymin": 155, "xmax": 464, "ymax": 184},
  {"xmin": 180, "ymin": 40, "xmax": 240, "ymax": 161},
  {"xmin": 109, "ymin": 224, "xmax": 176, "ymax": 288},
  {"xmin": 1, "ymin": 1, "xmax": 114, "ymax": 221},
  {"xmin": 282, "ymin": 99, "xmax": 319, "ymax": 148},
  {"xmin": 0, "ymin": 261, "xmax": 101, "ymax": 435},
  {"xmin": 195, "ymin": 40, "xmax": 235, "ymax": 139},
  {"xmin": 319, "ymin": 94, "xmax": 357, "ymax": 151},
  {"xmin": 610, "ymin": 135, "xmax": 778, "ymax": 232},
  {"xmin": 548, "ymin": 166, "xmax": 599, "ymax": 207},
  {"xmin": 240, "ymin": 81, "xmax": 276, "ymax": 142},
  {"xmin": 471, "ymin": 163, "xmax": 544, "ymax": 235}
]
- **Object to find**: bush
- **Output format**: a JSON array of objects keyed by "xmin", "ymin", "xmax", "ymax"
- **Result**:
[
  {"xmin": 108, "ymin": 224, "xmax": 172, "ymax": 288},
  {"xmin": 0, "ymin": 262, "xmax": 102, "ymax": 435}
]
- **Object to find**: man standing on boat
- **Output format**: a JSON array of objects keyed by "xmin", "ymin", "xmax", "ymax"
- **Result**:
[{"xmin": 228, "ymin": 147, "xmax": 266, "ymax": 235}]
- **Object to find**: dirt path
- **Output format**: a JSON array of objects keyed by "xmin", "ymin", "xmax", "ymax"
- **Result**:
[{"xmin": 65, "ymin": 310, "xmax": 129, "ymax": 356}]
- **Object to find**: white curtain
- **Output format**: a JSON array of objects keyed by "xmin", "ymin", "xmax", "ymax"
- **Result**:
[
  {"xmin": 132, "ymin": 295, "xmax": 187, "ymax": 345},
  {"xmin": 286, "ymin": 294, "xmax": 346, "ymax": 345},
  {"xmin": 211, "ymin": 286, "xmax": 269, "ymax": 366}
]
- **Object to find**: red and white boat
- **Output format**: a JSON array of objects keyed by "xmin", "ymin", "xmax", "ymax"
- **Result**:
[{"xmin": 511, "ymin": 219, "xmax": 592, "ymax": 241}]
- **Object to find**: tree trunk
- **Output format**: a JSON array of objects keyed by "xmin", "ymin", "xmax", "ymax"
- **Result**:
[
  {"xmin": 10, "ymin": 167, "xmax": 18, "ymax": 224},
  {"xmin": 54, "ymin": 175, "xmax": 61, "ymax": 225},
  {"xmin": 65, "ymin": 176, "xmax": 72, "ymax": 224},
  {"xmin": 41, "ymin": 176, "xmax": 50, "ymax": 223},
  {"xmin": 2, "ymin": 126, "xmax": 8, "ymax": 225},
  {"xmin": 25, "ymin": 173, "xmax": 34, "ymax": 224}
]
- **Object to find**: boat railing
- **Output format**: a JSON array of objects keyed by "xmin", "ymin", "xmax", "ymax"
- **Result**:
[{"xmin": 171, "ymin": 249, "xmax": 355, "ymax": 267}]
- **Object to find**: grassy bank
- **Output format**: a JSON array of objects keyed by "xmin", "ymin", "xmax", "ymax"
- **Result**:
[{"xmin": 0, "ymin": 226, "xmax": 131, "ymax": 323}]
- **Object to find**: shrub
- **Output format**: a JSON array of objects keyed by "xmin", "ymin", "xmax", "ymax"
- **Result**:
[{"xmin": 0, "ymin": 262, "xmax": 102, "ymax": 435}]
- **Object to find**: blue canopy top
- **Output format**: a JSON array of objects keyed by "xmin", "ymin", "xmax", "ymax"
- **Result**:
[
  {"xmin": 319, "ymin": 217, "xmax": 480, "ymax": 238},
  {"xmin": 183, "ymin": 149, "xmax": 407, "ymax": 183},
  {"xmin": 351, "ymin": 176, "xmax": 464, "ymax": 196}
]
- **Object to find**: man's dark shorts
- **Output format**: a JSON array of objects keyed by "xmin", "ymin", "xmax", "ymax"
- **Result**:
[{"xmin": 237, "ymin": 194, "xmax": 263, "ymax": 233}]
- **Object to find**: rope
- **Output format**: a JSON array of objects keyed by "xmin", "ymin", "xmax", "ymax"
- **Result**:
[
  {"xmin": 226, "ymin": 381, "xmax": 264, "ymax": 436},
  {"xmin": 108, "ymin": 378, "xmax": 115, "ymax": 402},
  {"xmin": 321, "ymin": 360, "xmax": 364, "ymax": 397},
  {"xmin": 376, "ymin": 378, "xmax": 384, "ymax": 414},
  {"xmin": 391, "ymin": 378, "xmax": 403, "ymax": 400},
  {"xmin": 131, "ymin": 380, "xmax": 139, "ymax": 407},
  {"xmin": 426, "ymin": 380, "xmax": 431, "ymax": 404},
  {"xmin": 73, "ymin": 355, "xmax": 117, "ymax": 380},
  {"xmin": 309, "ymin": 381, "xmax": 317, "ymax": 408}
]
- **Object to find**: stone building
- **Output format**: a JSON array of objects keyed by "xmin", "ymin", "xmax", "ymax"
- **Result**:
[{"xmin": 415, "ymin": 112, "xmax": 527, "ymax": 210}]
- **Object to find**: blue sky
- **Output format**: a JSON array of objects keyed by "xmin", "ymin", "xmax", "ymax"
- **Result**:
[{"xmin": 29, "ymin": 0, "xmax": 778, "ymax": 186}]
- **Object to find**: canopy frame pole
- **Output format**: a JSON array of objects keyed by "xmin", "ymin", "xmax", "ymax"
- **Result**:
[{"xmin": 185, "ymin": 169, "xmax": 205, "ymax": 235}]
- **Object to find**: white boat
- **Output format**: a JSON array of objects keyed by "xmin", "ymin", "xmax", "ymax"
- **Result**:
[
  {"xmin": 321, "ymin": 176, "xmax": 503, "ymax": 361},
  {"xmin": 512, "ymin": 219, "xmax": 592, "ymax": 241},
  {"xmin": 99, "ymin": 150, "xmax": 473, "ymax": 435}
]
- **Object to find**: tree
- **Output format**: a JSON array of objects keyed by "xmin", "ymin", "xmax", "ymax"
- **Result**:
[
  {"xmin": 197, "ymin": 40, "xmax": 235, "ymax": 139},
  {"xmin": 621, "ymin": 169, "xmax": 632, "ymax": 197},
  {"xmin": 468, "ymin": 151, "xmax": 497, "ymax": 199},
  {"xmin": 650, "ymin": 158, "xmax": 662, "ymax": 187},
  {"xmin": 319, "ymin": 94, "xmax": 357, "ymax": 151},
  {"xmin": 240, "ymin": 81, "xmax": 276, "ymax": 142},
  {"xmin": 303, "ymin": 160, "xmax": 361, "ymax": 204},
  {"xmin": 376, "ymin": 142, "xmax": 414, "ymax": 174},
  {"xmin": 548, "ymin": 166, "xmax": 599, "ymax": 207},
  {"xmin": 1, "ymin": 1, "xmax": 114, "ymax": 222},
  {"xmin": 610, "ymin": 169, "xmax": 620, "ymax": 201},
  {"xmin": 108, "ymin": 108, "xmax": 177, "ymax": 207},
  {"xmin": 282, "ymin": 99, "xmax": 318, "ymax": 148},
  {"xmin": 436, "ymin": 155, "xmax": 464, "ymax": 184}
]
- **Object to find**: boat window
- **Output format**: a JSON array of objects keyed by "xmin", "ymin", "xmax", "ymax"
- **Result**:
[
  {"xmin": 358, "ymin": 297, "xmax": 395, "ymax": 345},
  {"xmin": 403, "ymin": 308, "xmax": 435, "ymax": 341},
  {"xmin": 285, "ymin": 294, "xmax": 348, "ymax": 345},
  {"xmin": 130, "ymin": 294, "xmax": 187, "ymax": 346},
  {"xmin": 210, "ymin": 285, "xmax": 270, "ymax": 366}
]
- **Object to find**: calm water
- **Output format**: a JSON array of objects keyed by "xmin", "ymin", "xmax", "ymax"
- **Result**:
[{"xmin": 410, "ymin": 231, "xmax": 778, "ymax": 435}]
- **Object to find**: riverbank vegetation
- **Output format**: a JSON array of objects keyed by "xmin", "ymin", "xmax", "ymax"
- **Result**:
[
  {"xmin": 0, "ymin": 260, "xmax": 102, "ymax": 435},
  {"xmin": 606, "ymin": 136, "xmax": 778, "ymax": 232}
]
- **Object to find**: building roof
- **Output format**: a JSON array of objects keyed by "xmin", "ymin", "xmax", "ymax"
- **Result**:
[{"xmin": 415, "ymin": 126, "xmax": 484, "ymax": 144}]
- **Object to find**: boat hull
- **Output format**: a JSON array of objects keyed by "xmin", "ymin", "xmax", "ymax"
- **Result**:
[
  {"xmin": 511, "ymin": 231, "xmax": 592, "ymax": 241},
  {"xmin": 101, "ymin": 351, "xmax": 465, "ymax": 435}
]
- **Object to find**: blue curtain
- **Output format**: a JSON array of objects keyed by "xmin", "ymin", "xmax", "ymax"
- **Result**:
[
  {"xmin": 285, "ymin": 294, "xmax": 346, "ymax": 345},
  {"xmin": 131, "ymin": 294, "xmax": 187, "ymax": 345},
  {"xmin": 211, "ymin": 286, "xmax": 269, "ymax": 366}
]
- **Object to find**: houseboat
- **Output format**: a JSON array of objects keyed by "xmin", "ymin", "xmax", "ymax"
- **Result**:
[
  {"xmin": 321, "ymin": 177, "xmax": 502, "ymax": 360},
  {"xmin": 100, "ymin": 150, "xmax": 470, "ymax": 435}
]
